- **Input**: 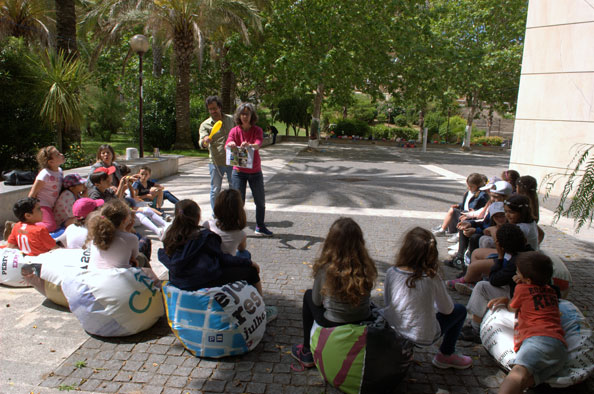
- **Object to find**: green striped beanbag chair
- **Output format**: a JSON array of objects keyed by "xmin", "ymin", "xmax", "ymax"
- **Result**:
[{"xmin": 310, "ymin": 317, "xmax": 414, "ymax": 394}]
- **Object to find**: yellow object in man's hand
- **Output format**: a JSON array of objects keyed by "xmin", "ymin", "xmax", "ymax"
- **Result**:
[{"xmin": 209, "ymin": 120, "xmax": 222, "ymax": 138}]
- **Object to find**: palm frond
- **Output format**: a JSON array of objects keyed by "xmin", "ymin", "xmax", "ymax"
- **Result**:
[{"xmin": 543, "ymin": 143, "xmax": 594, "ymax": 232}]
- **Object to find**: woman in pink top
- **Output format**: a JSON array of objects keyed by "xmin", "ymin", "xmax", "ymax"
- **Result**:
[{"xmin": 225, "ymin": 103, "xmax": 273, "ymax": 236}]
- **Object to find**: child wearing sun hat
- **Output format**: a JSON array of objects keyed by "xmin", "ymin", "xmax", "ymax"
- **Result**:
[{"xmin": 53, "ymin": 173, "xmax": 87, "ymax": 228}]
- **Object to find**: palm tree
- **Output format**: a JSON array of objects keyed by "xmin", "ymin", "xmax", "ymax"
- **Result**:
[
  {"xmin": 32, "ymin": 49, "xmax": 91, "ymax": 151},
  {"xmin": 55, "ymin": 0, "xmax": 77, "ymax": 57},
  {"xmin": 0, "ymin": 0, "xmax": 51, "ymax": 44},
  {"xmin": 152, "ymin": 0, "xmax": 262, "ymax": 148}
]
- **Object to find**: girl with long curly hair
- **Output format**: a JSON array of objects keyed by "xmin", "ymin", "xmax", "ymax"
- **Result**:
[
  {"xmin": 290, "ymin": 217, "xmax": 377, "ymax": 369},
  {"xmin": 382, "ymin": 227, "xmax": 472, "ymax": 370}
]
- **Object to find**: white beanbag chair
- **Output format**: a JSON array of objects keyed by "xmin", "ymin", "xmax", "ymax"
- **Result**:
[
  {"xmin": 163, "ymin": 281, "xmax": 266, "ymax": 358},
  {"xmin": 20, "ymin": 248, "xmax": 91, "ymax": 306},
  {"xmin": 0, "ymin": 248, "xmax": 30, "ymax": 287},
  {"xmin": 62, "ymin": 267, "xmax": 164, "ymax": 337},
  {"xmin": 481, "ymin": 300, "xmax": 594, "ymax": 387},
  {"xmin": 541, "ymin": 250, "xmax": 572, "ymax": 298}
]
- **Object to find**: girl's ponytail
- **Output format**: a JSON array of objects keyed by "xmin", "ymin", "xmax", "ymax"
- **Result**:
[{"xmin": 87, "ymin": 200, "xmax": 130, "ymax": 250}]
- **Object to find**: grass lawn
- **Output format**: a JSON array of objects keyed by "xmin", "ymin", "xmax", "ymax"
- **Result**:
[{"xmin": 81, "ymin": 133, "xmax": 208, "ymax": 159}]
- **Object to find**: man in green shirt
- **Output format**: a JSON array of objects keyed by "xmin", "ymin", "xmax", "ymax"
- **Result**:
[{"xmin": 198, "ymin": 96, "xmax": 236, "ymax": 211}]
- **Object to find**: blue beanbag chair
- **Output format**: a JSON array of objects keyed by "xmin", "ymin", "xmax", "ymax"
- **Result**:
[{"xmin": 162, "ymin": 280, "xmax": 266, "ymax": 358}]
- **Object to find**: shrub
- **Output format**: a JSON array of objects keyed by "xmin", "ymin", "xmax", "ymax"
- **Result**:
[
  {"xmin": 352, "ymin": 105, "xmax": 377, "ymax": 124},
  {"xmin": 85, "ymin": 85, "xmax": 126, "ymax": 142},
  {"xmin": 394, "ymin": 114, "xmax": 408, "ymax": 127},
  {"xmin": 439, "ymin": 115, "xmax": 466, "ymax": 142},
  {"xmin": 63, "ymin": 144, "xmax": 94, "ymax": 170},
  {"xmin": 393, "ymin": 127, "xmax": 418, "ymax": 140},
  {"xmin": 335, "ymin": 119, "xmax": 370, "ymax": 137},
  {"xmin": 256, "ymin": 111, "xmax": 271, "ymax": 132},
  {"xmin": 190, "ymin": 96, "xmax": 207, "ymax": 149},
  {"xmin": 371, "ymin": 125, "xmax": 393, "ymax": 139},
  {"xmin": 142, "ymin": 75, "xmax": 177, "ymax": 150},
  {"xmin": 471, "ymin": 136, "xmax": 503, "ymax": 146},
  {"xmin": 0, "ymin": 37, "xmax": 54, "ymax": 172},
  {"xmin": 424, "ymin": 112, "xmax": 445, "ymax": 135}
]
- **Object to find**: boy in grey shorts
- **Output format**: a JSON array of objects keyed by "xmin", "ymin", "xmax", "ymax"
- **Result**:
[{"xmin": 488, "ymin": 251, "xmax": 567, "ymax": 393}]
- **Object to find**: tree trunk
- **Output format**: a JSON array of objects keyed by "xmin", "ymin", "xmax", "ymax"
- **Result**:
[
  {"xmin": 173, "ymin": 29, "xmax": 195, "ymax": 149},
  {"xmin": 486, "ymin": 107, "xmax": 493, "ymax": 137},
  {"xmin": 55, "ymin": 0, "xmax": 77, "ymax": 58},
  {"xmin": 152, "ymin": 25, "xmax": 163, "ymax": 77},
  {"xmin": 418, "ymin": 109, "xmax": 425, "ymax": 142},
  {"xmin": 310, "ymin": 84, "xmax": 324, "ymax": 140},
  {"xmin": 463, "ymin": 98, "xmax": 477, "ymax": 149},
  {"xmin": 220, "ymin": 46, "xmax": 234, "ymax": 114},
  {"xmin": 342, "ymin": 106, "xmax": 347, "ymax": 119}
]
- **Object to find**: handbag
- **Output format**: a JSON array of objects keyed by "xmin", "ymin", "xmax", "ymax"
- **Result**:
[{"xmin": 2, "ymin": 170, "xmax": 36, "ymax": 185}]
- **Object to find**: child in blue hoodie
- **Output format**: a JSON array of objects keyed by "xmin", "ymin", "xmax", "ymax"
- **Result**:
[{"xmin": 158, "ymin": 199, "xmax": 261, "ymax": 293}]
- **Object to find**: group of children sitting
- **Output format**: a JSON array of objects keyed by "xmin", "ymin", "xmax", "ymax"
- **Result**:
[
  {"xmin": 290, "ymin": 170, "xmax": 566, "ymax": 394},
  {"xmin": 2, "ymin": 147, "xmax": 567, "ymax": 393},
  {"xmin": 2, "ymin": 144, "xmax": 278, "ymax": 320}
]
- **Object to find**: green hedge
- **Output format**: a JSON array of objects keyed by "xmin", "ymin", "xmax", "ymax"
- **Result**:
[
  {"xmin": 471, "ymin": 136, "xmax": 503, "ymax": 146},
  {"xmin": 370, "ymin": 125, "xmax": 418, "ymax": 140},
  {"xmin": 335, "ymin": 119, "xmax": 370, "ymax": 137}
]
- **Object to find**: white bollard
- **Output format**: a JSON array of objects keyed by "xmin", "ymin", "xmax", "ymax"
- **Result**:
[{"xmin": 126, "ymin": 147, "xmax": 139, "ymax": 160}]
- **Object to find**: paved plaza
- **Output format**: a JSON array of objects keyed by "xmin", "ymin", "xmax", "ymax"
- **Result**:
[{"xmin": 1, "ymin": 141, "xmax": 593, "ymax": 394}]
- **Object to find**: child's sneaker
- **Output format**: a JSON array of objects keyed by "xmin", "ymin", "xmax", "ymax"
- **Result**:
[
  {"xmin": 447, "ymin": 233, "xmax": 459, "ymax": 243},
  {"xmin": 432, "ymin": 227, "xmax": 446, "ymax": 236},
  {"xmin": 265, "ymin": 305, "xmax": 278, "ymax": 323},
  {"xmin": 455, "ymin": 281, "xmax": 475, "ymax": 295},
  {"xmin": 432, "ymin": 352, "xmax": 473, "ymax": 369},
  {"xmin": 291, "ymin": 344, "xmax": 314, "ymax": 368},
  {"xmin": 445, "ymin": 276, "xmax": 465, "ymax": 290}
]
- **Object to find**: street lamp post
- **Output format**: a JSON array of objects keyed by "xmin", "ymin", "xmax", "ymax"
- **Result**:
[{"xmin": 129, "ymin": 34, "xmax": 149, "ymax": 158}]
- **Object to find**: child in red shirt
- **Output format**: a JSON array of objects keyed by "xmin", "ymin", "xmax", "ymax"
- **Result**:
[
  {"xmin": 488, "ymin": 251, "xmax": 567, "ymax": 394},
  {"xmin": 6, "ymin": 197, "xmax": 58, "ymax": 256}
]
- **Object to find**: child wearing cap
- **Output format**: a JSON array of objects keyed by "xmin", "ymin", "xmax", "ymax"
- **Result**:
[
  {"xmin": 477, "ymin": 202, "xmax": 507, "ymax": 249},
  {"xmin": 56, "ymin": 198, "xmax": 104, "ymax": 249},
  {"xmin": 87, "ymin": 167, "xmax": 129, "ymax": 202},
  {"xmin": 53, "ymin": 173, "xmax": 87, "ymax": 228}
]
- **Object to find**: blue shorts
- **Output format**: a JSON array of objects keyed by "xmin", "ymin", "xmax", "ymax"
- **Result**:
[{"xmin": 512, "ymin": 336, "xmax": 568, "ymax": 386}]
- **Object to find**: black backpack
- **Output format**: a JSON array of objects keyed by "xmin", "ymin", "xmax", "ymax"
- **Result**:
[{"xmin": 2, "ymin": 170, "xmax": 36, "ymax": 186}]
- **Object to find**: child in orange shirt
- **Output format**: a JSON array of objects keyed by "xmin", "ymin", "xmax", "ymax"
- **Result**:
[
  {"xmin": 488, "ymin": 251, "xmax": 567, "ymax": 394},
  {"xmin": 6, "ymin": 197, "xmax": 58, "ymax": 256}
]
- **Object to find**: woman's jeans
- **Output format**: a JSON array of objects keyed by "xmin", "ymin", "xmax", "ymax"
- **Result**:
[
  {"xmin": 231, "ymin": 170, "xmax": 266, "ymax": 227},
  {"xmin": 436, "ymin": 303, "xmax": 467, "ymax": 355}
]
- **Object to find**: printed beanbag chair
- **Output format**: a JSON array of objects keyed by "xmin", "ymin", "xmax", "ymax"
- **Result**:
[
  {"xmin": 162, "ymin": 281, "xmax": 266, "ymax": 358},
  {"xmin": 541, "ymin": 249, "xmax": 572, "ymax": 298},
  {"xmin": 310, "ymin": 317, "xmax": 414, "ymax": 394},
  {"xmin": 481, "ymin": 300, "xmax": 594, "ymax": 387},
  {"xmin": 61, "ymin": 267, "xmax": 164, "ymax": 337},
  {"xmin": 0, "ymin": 248, "xmax": 30, "ymax": 287},
  {"xmin": 23, "ymin": 248, "xmax": 92, "ymax": 307}
]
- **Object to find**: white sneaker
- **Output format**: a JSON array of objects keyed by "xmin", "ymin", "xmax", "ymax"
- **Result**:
[
  {"xmin": 432, "ymin": 227, "xmax": 446, "ymax": 236},
  {"xmin": 448, "ymin": 243, "xmax": 458, "ymax": 250},
  {"xmin": 448, "ymin": 249, "xmax": 458, "ymax": 257},
  {"xmin": 447, "ymin": 233, "xmax": 459, "ymax": 243}
]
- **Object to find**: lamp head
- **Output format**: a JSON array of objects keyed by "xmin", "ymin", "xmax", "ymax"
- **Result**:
[{"xmin": 130, "ymin": 34, "xmax": 149, "ymax": 54}]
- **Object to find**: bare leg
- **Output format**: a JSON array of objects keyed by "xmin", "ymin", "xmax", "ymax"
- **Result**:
[
  {"xmin": 471, "ymin": 247, "xmax": 497, "ymax": 262},
  {"xmin": 464, "ymin": 258, "xmax": 496, "ymax": 282},
  {"xmin": 499, "ymin": 365, "xmax": 534, "ymax": 394},
  {"xmin": 441, "ymin": 207, "xmax": 455, "ymax": 230}
]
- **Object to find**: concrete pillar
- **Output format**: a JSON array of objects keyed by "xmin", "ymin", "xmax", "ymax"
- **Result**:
[{"xmin": 510, "ymin": 0, "xmax": 594, "ymax": 196}]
